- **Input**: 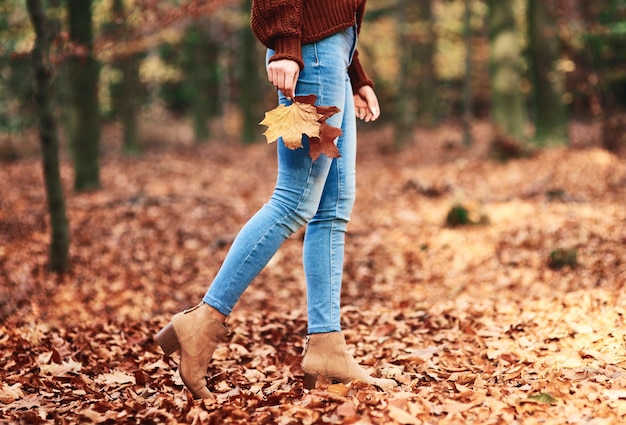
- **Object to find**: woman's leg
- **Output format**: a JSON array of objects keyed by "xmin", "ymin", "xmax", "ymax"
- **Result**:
[
  {"xmin": 303, "ymin": 79, "xmax": 357, "ymax": 334},
  {"xmin": 298, "ymin": 28, "xmax": 358, "ymax": 334},
  {"xmin": 202, "ymin": 139, "xmax": 332, "ymax": 315}
]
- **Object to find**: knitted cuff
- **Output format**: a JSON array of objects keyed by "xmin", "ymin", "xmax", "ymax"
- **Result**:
[{"xmin": 269, "ymin": 36, "xmax": 304, "ymax": 70}]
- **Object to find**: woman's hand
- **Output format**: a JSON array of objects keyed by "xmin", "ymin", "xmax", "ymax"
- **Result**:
[
  {"xmin": 267, "ymin": 59, "xmax": 300, "ymax": 100},
  {"xmin": 354, "ymin": 85, "xmax": 380, "ymax": 122}
]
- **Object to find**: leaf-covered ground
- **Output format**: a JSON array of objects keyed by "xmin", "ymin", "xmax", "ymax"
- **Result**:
[{"xmin": 1, "ymin": 120, "xmax": 626, "ymax": 424}]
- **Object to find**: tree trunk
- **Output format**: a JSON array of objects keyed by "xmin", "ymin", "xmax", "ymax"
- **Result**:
[
  {"xmin": 46, "ymin": 0, "xmax": 71, "ymax": 145},
  {"xmin": 462, "ymin": 0, "xmax": 473, "ymax": 146},
  {"xmin": 112, "ymin": 0, "xmax": 142, "ymax": 154},
  {"xmin": 182, "ymin": 21, "xmax": 221, "ymax": 143},
  {"xmin": 528, "ymin": 0, "xmax": 568, "ymax": 146},
  {"xmin": 487, "ymin": 0, "xmax": 526, "ymax": 139},
  {"xmin": 393, "ymin": 0, "xmax": 437, "ymax": 147},
  {"xmin": 67, "ymin": 0, "xmax": 100, "ymax": 190},
  {"xmin": 26, "ymin": 0, "xmax": 70, "ymax": 272},
  {"xmin": 393, "ymin": 0, "xmax": 414, "ymax": 148},
  {"xmin": 185, "ymin": 23, "xmax": 210, "ymax": 142},
  {"xmin": 415, "ymin": 0, "xmax": 437, "ymax": 128},
  {"xmin": 240, "ymin": 0, "xmax": 262, "ymax": 144}
]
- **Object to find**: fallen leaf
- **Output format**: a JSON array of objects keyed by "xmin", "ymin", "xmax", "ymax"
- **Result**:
[
  {"xmin": 336, "ymin": 400, "xmax": 357, "ymax": 418},
  {"xmin": 442, "ymin": 399, "xmax": 478, "ymax": 414},
  {"xmin": 524, "ymin": 392, "xmax": 558, "ymax": 404},
  {"xmin": 39, "ymin": 358, "xmax": 83, "ymax": 377},
  {"xmin": 0, "ymin": 383, "xmax": 24, "ymax": 403},
  {"xmin": 327, "ymin": 383, "xmax": 350, "ymax": 397},
  {"xmin": 96, "ymin": 371, "xmax": 136, "ymax": 386},
  {"xmin": 388, "ymin": 405, "xmax": 421, "ymax": 424}
]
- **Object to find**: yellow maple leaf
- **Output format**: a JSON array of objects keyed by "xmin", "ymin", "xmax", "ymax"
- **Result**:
[{"xmin": 259, "ymin": 101, "xmax": 323, "ymax": 150}]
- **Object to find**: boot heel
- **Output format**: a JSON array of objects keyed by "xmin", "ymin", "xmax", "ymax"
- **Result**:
[
  {"xmin": 155, "ymin": 322, "xmax": 180, "ymax": 356},
  {"xmin": 303, "ymin": 373, "xmax": 317, "ymax": 390}
]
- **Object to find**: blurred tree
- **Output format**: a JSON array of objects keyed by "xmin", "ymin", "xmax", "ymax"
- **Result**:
[
  {"xmin": 415, "ymin": 0, "xmax": 437, "ymax": 128},
  {"xmin": 0, "ymin": 0, "xmax": 36, "ymax": 157},
  {"xmin": 462, "ymin": 0, "xmax": 473, "ymax": 146},
  {"xmin": 393, "ymin": 0, "xmax": 436, "ymax": 148},
  {"xmin": 393, "ymin": 0, "xmax": 413, "ymax": 147},
  {"xmin": 528, "ymin": 0, "xmax": 568, "ymax": 146},
  {"xmin": 487, "ymin": 0, "xmax": 526, "ymax": 139},
  {"xmin": 111, "ymin": 0, "xmax": 142, "ymax": 154},
  {"xmin": 240, "ymin": 0, "xmax": 263, "ymax": 144},
  {"xmin": 25, "ymin": 0, "xmax": 70, "ymax": 272},
  {"xmin": 181, "ymin": 20, "xmax": 221, "ymax": 143},
  {"xmin": 587, "ymin": 0, "xmax": 626, "ymax": 153},
  {"xmin": 46, "ymin": 0, "xmax": 71, "ymax": 145},
  {"xmin": 158, "ymin": 43, "xmax": 190, "ymax": 116},
  {"xmin": 67, "ymin": 0, "xmax": 101, "ymax": 190}
]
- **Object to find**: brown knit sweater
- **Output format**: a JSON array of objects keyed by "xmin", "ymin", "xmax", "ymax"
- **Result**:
[{"xmin": 250, "ymin": 0, "xmax": 373, "ymax": 91}]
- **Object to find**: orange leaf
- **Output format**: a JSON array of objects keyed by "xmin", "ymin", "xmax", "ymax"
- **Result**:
[
  {"xmin": 327, "ymin": 383, "xmax": 350, "ymax": 397},
  {"xmin": 259, "ymin": 100, "xmax": 322, "ymax": 149}
]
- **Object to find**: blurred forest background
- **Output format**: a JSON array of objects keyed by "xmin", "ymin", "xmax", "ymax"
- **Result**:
[
  {"xmin": 1, "ymin": 0, "xmax": 626, "ymax": 271},
  {"xmin": 2, "ymin": 2, "xmax": 626, "ymax": 421}
]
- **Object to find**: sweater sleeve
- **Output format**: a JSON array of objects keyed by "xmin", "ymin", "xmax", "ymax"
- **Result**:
[
  {"xmin": 250, "ymin": 0, "xmax": 305, "ymax": 69},
  {"xmin": 349, "ymin": 1, "xmax": 373, "ymax": 91}
]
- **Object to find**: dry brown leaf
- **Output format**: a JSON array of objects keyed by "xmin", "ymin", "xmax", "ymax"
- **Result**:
[
  {"xmin": 96, "ymin": 371, "xmax": 136, "ymax": 386},
  {"xmin": 336, "ymin": 400, "xmax": 358, "ymax": 418},
  {"xmin": 259, "ymin": 101, "xmax": 322, "ymax": 149},
  {"xmin": 39, "ymin": 358, "xmax": 83, "ymax": 377},
  {"xmin": 442, "ymin": 399, "xmax": 478, "ymax": 414},
  {"xmin": 327, "ymin": 383, "xmax": 350, "ymax": 397},
  {"xmin": 387, "ymin": 405, "xmax": 422, "ymax": 425},
  {"xmin": 0, "ymin": 383, "xmax": 24, "ymax": 403}
]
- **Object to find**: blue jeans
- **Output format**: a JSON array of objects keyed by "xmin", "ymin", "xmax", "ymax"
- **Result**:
[{"xmin": 203, "ymin": 27, "xmax": 358, "ymax": 334}]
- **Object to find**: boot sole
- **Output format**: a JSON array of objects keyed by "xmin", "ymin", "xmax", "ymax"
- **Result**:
[
  {"xmin": 303, "ymin": 373, "xmax": 317, "ymax": 390},
  {"xmin": 155, "ymin": 322, "xmax": 181, "ymax": 356}
]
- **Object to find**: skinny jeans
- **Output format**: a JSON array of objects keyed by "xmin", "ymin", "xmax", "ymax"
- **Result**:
[{"xmin": 204, "ymin": 27, "xmax": 358, "ymax": 334}]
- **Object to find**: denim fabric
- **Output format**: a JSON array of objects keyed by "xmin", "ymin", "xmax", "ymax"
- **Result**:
[{"xmin": 203, "ymin": 26, "xmax": 358, "ymax": 334}]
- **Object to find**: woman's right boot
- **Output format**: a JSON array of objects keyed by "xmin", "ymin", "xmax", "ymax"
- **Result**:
[
  {"xmin": 301, "ymin": 331, "xmax": 397, "ymax": 390},
  {"xmin": 155, "ymin": 303, "xmax": 228, "ymax": 399}
]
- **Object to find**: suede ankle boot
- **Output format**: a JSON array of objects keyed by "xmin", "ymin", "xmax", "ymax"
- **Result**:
[
  {"xmin": 301, "ymin": 331, "xmax": 397, "ymax": 390},
  {"xmin": 155, "ymin": 303, "xmax": 228, "ymax": 399}
]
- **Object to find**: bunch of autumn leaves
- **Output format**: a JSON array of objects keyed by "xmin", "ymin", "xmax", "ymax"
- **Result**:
[{"xmin": 260, "ymin": 94, "xmax": 342, "ymax": 161}]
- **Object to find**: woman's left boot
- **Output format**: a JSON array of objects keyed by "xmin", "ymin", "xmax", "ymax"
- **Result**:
[{"xmin": 155, "ymin": 303, "xmax": 228, "ymax": 399}]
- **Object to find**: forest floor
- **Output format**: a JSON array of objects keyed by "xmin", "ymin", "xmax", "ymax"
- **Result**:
[{"xmin": 1, "ymin": 118, "xmax": 626, "ymax": 424}]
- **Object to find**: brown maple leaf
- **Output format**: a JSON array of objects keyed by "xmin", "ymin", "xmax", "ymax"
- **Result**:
[
  {"xmin": 259, "ymin": 100, "xmax": 321, "ymax": 149},
  {"xmin": 314, "ymin": 104, "xmax": 341, "ymax": 123},
  {"xmin": 309, "ymin": 122, "xmax": 342, "ymax": 161},
  {"xmin": 260, "ymin": 94, "xmax": 342, "ymax": 160}
]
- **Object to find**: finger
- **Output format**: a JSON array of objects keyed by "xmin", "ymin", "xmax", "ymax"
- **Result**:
[
  {"xmin": 283, "ymin": 78, "xmax": 292, "ymax": 99},
  {"xmin": 369, "ymin": 105, "xmax": 380, "ymax": 121},
  {"xmin": 268, "ymin": 64, "xmax": 284, "ymax": 92},
  {"xmin": 269, "ymin": 67, "xmax": 279, "ymax": 89},
  {"xmin": 369, "ymin": 99, "xmax": 380, "ymax": 120},
  {"xmin": 290, "ymin": 71, "xmax": 299, "ymax": 98},
  {"xmin": 365, "ymin": 99, "xmax": 380, "ymax": 121},
  {"xmin": 284, "ymin": 70, "xmax": 298, "ymax": 99}
]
